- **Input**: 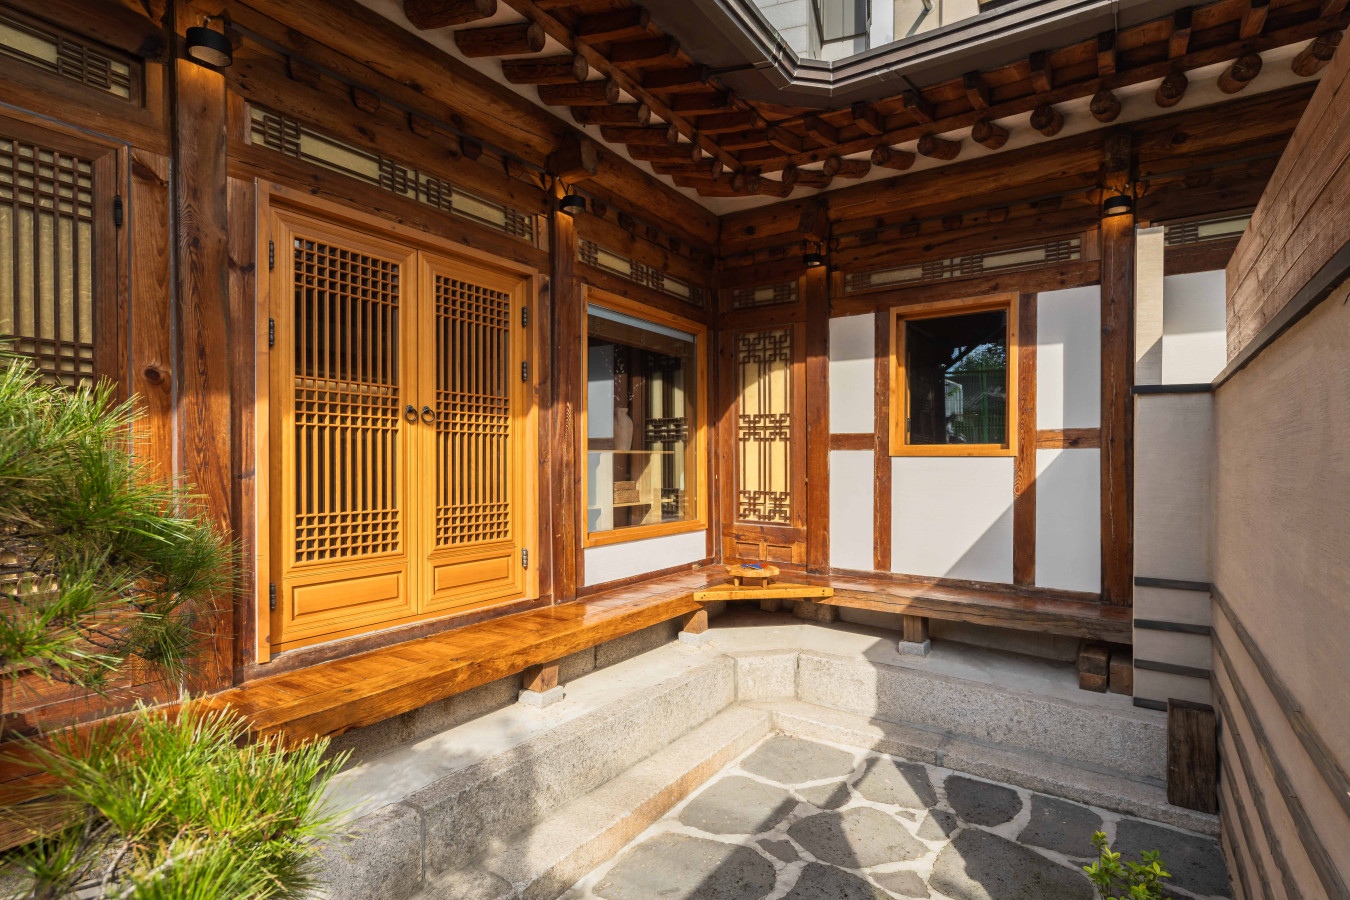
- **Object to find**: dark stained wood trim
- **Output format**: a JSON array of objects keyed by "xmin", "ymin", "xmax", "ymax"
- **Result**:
[
  {"xmin": 171, "ymin": 34, "xmax": 234, "ymax": 690},
  {"xmin": 1164, "ymin": 236, "xmax": 1240, "ymax": 275},
  {"xmin": 829, "ymin": 433, "xmax": 874, "ymax": 450},
  {"xmin": 1013, "ymin": 292, "xmax": 1037, "ymax": 586},
  {"xmin": 1134, "ymin": 575, "xmax": 1210, "ymax": 591},
  {"xmin": 1222, "ymin": 753, "xmax": 1277, "ymax": 900},
  {"xmin": 1099, "ymin": 206, "xmax": 1134, "ymax": 607},
  {"xmin": 1217, "ymin": 804, "xmax": 1254, "ymax": 900},
  {"xmin": 1136, "ymin": 658, "xmax": 1211, "ymax": 679},
  {"xmin": 227, "ymin": 176, "xmax": 258, "ymax": 675},
  {"xmin": 1134, "ymin": 619, "xmax": 1211, "ymax": 635},
  {"xmin": 1213, "ymin": 587, "xmax": 1350, "ymax": 825},
  {"xmin": 1214, "ymin": 653, "xmax": 1349, "ymax": 898},
  {"xmin": 805, "ymin": 265, "xmax": 830, "ymax": 574},
  {"xmin": 1036, "ymin": 427, "xmax": 1101, "ymax": 448},
  {"xmin": 873, "ymin": 309, "xmax": 892, "ymax": 572},
  {"xmin": 833, "ymin": 261, "xmax": 1102, "ymax": 316},
  {"xmin": 551, "ymin": 206, "xmax": 581, "ymax": 602}
]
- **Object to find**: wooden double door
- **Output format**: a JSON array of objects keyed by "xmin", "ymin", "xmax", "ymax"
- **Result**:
[{"xmin": 268, "ymin": 207, "xmax": 535, "ymax": 652}]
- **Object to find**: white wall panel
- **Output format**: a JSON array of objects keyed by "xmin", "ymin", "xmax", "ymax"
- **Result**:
[
  {"xmin": 891, "ymin": 457, "xmax": 1013, "ymax": 583},
  {"xmin": 1163, "ymin": 271, "xmax": 1227, "ymax": 384},
  {"xmin": 829, "ymin": 314, "xmax": 875, "ymax": 433},
  {"xmin": 1035, "ymin": 448, "xmax": 1101, "ymax": 593},
  {"xmin": 830, "ymin": 450, "xmax": 874, "ymax": 571},
  {"xmin": 1037, "ymin": 286, "xmax": 1101, "ymax": 430},
  {"xmin": 582, "ymin": 530, "xmax": 707, "ymax": 587}
]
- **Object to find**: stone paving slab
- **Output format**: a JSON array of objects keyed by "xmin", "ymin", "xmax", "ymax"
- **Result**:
[{"xmin": 563, "ymin": 733, "xmax": 1231, "ymax": 900}]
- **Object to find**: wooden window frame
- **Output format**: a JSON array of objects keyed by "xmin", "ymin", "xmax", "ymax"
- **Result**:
[
  {"xmin": 580, "ymin": 285, "xmax": 708, "ymax": 549},
  {"xmin": 889, "ymin": 292, "xmax": 1020, "ymax": 458},
  {"xmin": 255, "ymin": 181, "xmax": 540, "ymax": 661}
]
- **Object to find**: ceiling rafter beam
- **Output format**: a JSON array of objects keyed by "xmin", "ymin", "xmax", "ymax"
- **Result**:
[{"xmin": 495, "ymin": 0, "xmax": 743, "ymax": 173}]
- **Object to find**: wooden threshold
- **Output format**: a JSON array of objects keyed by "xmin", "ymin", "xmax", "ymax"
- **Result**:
[{"xmin": 200, "ymin": 569, "xmax": 728, "ymax": 746}]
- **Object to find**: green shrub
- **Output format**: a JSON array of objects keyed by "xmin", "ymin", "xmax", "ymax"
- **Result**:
[{"xmin": 1083, "ymin": 830, "xmax": 1172, "ymax": 900}]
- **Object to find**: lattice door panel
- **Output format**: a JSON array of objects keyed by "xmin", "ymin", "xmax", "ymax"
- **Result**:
[
  {"xmin": 418, "ymin": 254, "xmax": 528, "ymax": 613},
  {"xmin": 0, "ymin": 119, "xmax": 115, "ymax": 388},
  {"xmin": 735, "ymin": 328, "xmax": 794, "ymax": 525},
  {"xmin": 271, "ymin": 211, "xmax": 418, "ymax": 649}
]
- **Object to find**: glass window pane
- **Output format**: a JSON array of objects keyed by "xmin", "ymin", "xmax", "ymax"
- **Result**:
[
  {"xmin": 905, "ymin": 309, "xmax": 1008, "ymax": 446},
  {"xmin": 586, "ymin": 305, "xmax": 698, "ymax": 535}
]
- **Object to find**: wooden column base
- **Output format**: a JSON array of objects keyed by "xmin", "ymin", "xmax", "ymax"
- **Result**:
[
  {"xmin": 899, "ymin": 615, "xmax": 931, "ymax": 656},
  {"xmin": 679, "ymin": 608, "xmax": 712, "ymax": 646},
  {"xmin": 519, "ymin": 661, "xmax": 564, "ymax": 707}
]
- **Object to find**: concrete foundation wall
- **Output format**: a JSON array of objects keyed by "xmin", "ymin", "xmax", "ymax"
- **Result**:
[{"xmin": 1212, "ymin": 282, "xmax": 1350, "ymax": 897}]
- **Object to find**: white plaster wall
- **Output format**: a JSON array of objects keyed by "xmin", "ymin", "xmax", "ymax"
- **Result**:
[
  {"xmin": 1162, "ymin": 270, "xmax": 1227, "ymax": 385},
  {"xmin": 1134, "ymin": 393, "xmax": 1213, "ymax": 583},
  {"xmin": 891, "ymin": 457, "xmax": 1013, "ymax": 582},
  {"xmin": 1036, "ymin": 286, "xmax": 1101, "ymax": 431},
  {"xmin": 829, "ymin": 314, "xmax": 875, "ymax": 433},
  {"xmin": 830, "ymin": 449, "xmax": 874, "ymax": 571},
  {"xmin": 582, "ymin": 530, "xmax": 707, "ymax": 587},
  {"xmin": 1034, "ymin": 448, "xmax": 1101, "ymax": 593}
]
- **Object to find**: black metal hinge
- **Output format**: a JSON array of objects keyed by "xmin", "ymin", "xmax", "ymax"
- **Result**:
[
  {"xmin": 521, "ymin": 361, "xmax": 529, "ymax": 382},
  {"xmin": 113, "ymin": 194, "xmax": 123, "ymax": 227},
  {"xmin": 521, "ymin": 306, "xmax": 529, "ymax": 328},
  {"xmin": 268, "ymin": 582, "xmax": 276, "ymax": 611},
  {"xmin": 521, "ymin": 548, "xmax": 529, "ymax": 569},
  {"xmin": 268, "ymin": 317, "xmax": 275, "ymax": 347},
  {"xmin": 268, "ymin": 239, "xmax": 275, "ymax": 271}
]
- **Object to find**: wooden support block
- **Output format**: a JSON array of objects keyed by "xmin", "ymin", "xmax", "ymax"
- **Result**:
[
  {"xmin": 963, "ymin": 72, "xmax": 990, "ymax": 109},
  {"xmin": 1167, "ymin": 700, "xmax": 1218, "ymax": 814},
  {"xmin": 1090, "ymin": 90, "xmax": 1122, "ymax": 123},
  {"xmin": 350, "ymin": 86, "xmax": 381, "ymax": 115},
  {"xmin": 756, "ymin": 178, "xmax": 792, "ymax": 198},
  {"xmin": 286, "ymin": 55, "xmax": 322, "ymax": 87},
  {"xmin": 1218, "ymin": 54, "xmax": 1263, "ymax": 94},
  {"xmin": 871, "ymin": 145, "xmax": 915, "ymax": 170},
  {"xmin": 823, "ymin": 156, "xmax": 869, "ymax": 178},
  {"xmin": 502, "ymin": 54, "xmax": 589, "ymax": 85},
  {"xmin": 521, "ymin": 661, "xmax": 559, "ymax": 694},
  {"xmin": 669, "ymin": 91, "xmax": 730, "ymax": 115},
  {"xmin": 571, "ymin": 104, "xmax": 651, "ymax": 126},
  {"xmin": 804, "ymin": 116, "xmax": 840, "ymax": 147},
  {"xmin": 1155, "ymin": 71, "xmax": 1188, "ymax": 108},
  {"xmin": 1169, "ymin": 7, "xmax": 1193, "ymax": 59},
  {"xmin": 642, "ymin": 66, "xmax": 709, "ymax": 92},
  {"xmin": 1078, "ymin": 640, "xmax": 1110, "ymax": 676},
  {"xmin": 903, "ymin": 90, "xmax": 934, "ymax": 123},
  {"xmin": 917, "ymin": 133, "xmax": 961, "ymax": 160},
  {"xmin": 972, "ymin": 118, "xmax": 1009, "ymax": 150},
  {"xmin": 455, "ymin": 21, "xmax": 545, "ymax": 57},
  {"xmin": 575, "ymin": 7, "xmax": 651, "ymax": 42},
  {"xmin": 759, "ymin": 597, "xmax": 783, "ymax": 612},
  {"xmin": 404, "ymin": 0, "xmax": 496, "ymax": 30},
  {"xmin": 903, "ymin": 615, "xmax": 929, "ymax": 644},
  {"xmin": 1079, "ymin": 671, "xmax": 1109, "ymax": 692},
  {"xmin": 782, "ymin": 165, "xmax": 831, "ymax": 189},
  {"xmin": 1292, "ymin": 31, "xmax": 1341, "ymax": 77},
  {"xmin": 766, "ymin": 124, "xmax": 805, "ymax": 154},
  {"xmin": 1097, "ymin": 29, "xmax": 1116, "ymax": 76},
  {"xmin": 1030, "ymin": 104, "xmax": 1064, "ymax": 137},
  {"xmin": 851, "ymin": 102, "xmax": 883, "ymax": 135},
  {"xmin": 1109, "ymin": 651, "xmax": 1134, "ymax": 695},
  {"xmin": 1028, "ymin": 51, "xmax": 1052, "ymax": 93},
  {"xmin": 730, "ymin": 170, "xmax": 761, "ymax": 194},
  {"xmin": 681, "ymin": 608, "xmax": 709, "ymax": 634},
  {"xmin": 539, "ymin": 79, "xmax": 620, "ymax": 107},
  {"xmin": 1240, "ymin": 0, "xmax": 1269, "ymax": 38},
  {"xmin": 548, "ymin": 132, "xmax": 598, "ymax": 181},
  {"xmin": 609, "ymin": 36, "xmax": 679, "ymax": 65}
]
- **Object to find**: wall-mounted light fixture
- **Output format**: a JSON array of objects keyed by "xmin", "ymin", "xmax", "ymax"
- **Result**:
[
  {"xmin": 802, "ymin": 241, "xmax": 825, "ymax": 268},
  {"xmin": 185, "ymin": 22, "xmax": 232, "ymax": 68},
  {"xmin": 558, "ymin": 189, "xmax": 586, "ymax": 217},
  {"xmin": 1102, "ymin": 193, "xmax": 1134, "ymax": 217}
]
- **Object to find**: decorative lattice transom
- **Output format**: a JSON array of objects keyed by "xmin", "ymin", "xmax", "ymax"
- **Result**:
[
  {"xmin": 844, "ymin": 237, "xmax": 1081, "ymax": 294},
  {"xmin": 433, "ymin": 275, "xmax": 512, "ymax": 548},
  {"xmin": 736, "ymin": 328, "xmax": 793, "ymax": 525},
  {"xmin": 0, "ymin": 135, "xmax": 96, "ymax": 387},
  {"xmin": 291, "ymin": 238, "xmax": 403, "ymax": 563},
  {"xmin": 0, "ymin": 11, "xmax": 135, "ymax": 100}
]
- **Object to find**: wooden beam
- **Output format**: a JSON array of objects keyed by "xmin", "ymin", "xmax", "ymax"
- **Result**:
[
  {"xmin": 782, "ymin": 164, "xmax": 831, "ymax": 189},
  {"xmin": 871, "ymin": 145, "xmax": 916, "ymax": 170},
  {"xmin": 538, "ymin": 79, "xmax": 619, "ymax": 106},
  {"xmin": 570, "ymin": 103, "xmax": 650, "ymax": 125},
  {"xmin": 972, "ymin": 118, "xmax": 1009, "ymax": 149},
  {"xmin": 1321, "ymin": 0, "xmax": 1348, "ymax": 16},
  {"xmin": 1013, "ymin": 293, "xmax": 1037, "ymax": 586},
  {"xmin": 501, "ymin": 54, "xmax": 588, "ymax": 84},
  {"xmin": 1218, "ymin": 54, "xmax": 1263, "ymax": 93},
  {"xmin": 1155, "ymin": 71, "xmax": 1189, "ymax": 107},
  {"xmin": 1292, "ymin": 31, "xmax": 1341, "ymax": 77},
  {"xmin": 641, "ymin": 65, "xmax": 709, "ymax": 92},
  {"xmin": 963, "ymin": 71, "xmax": 991, "ymax": 109},
  {"xmin": 766, "ymin": 124, "xmax": 805, "ymax": 154},
  {"xmin": 1169, "ymin": 7, "xmax": 1194, "ymax": 59},
  {"xmin": 1090, "ymin": 89, "xmax": 1122, "ymax": 122},
  {"xmin": 851, "ymin": 102, "xmax": 884, "ymax": 135},
  {"xmin": 903, "ymin": 615, "xmax": 930, "ymax": 645},
  {"xmin": 1030, "ymin": 104, "xmax": 1064, "ymax": 136},
  {"xmin": 1099, "ymin": 183, "xmax": 1134, "ymax": 608},
  {"xmin": 454, "ymin": 21, "xmax": 545, "ymax": 57},
  {"xmin": 917, "ymin": 133, "xmax": 961, "ymax": 159},
  {"xmin": 626, "ymin": 143, "xmax": 701, "ymax": 163},
  {"xmin": 698, "ymin": 110, "xmax": 764, "ymax": 134},
  {"xmin": 608, "ymin": 36, "xmax": 679, "ymax": 66},
  {"xmin": 1028, "ymin": 51, "xmax": 1053, "ymax": 93},
  {"xmin": 805, "ymin": 264, "xmax": 830, "ymax": 574},
  {"xmin": 822, "ymin": 156, "xmax": 869, "ymax": 178},
  {"xmin": 874, "ymin": 310, "xmax": 892, "ymax": 572},
  {"xmin": 599, "ymin": 124, "xmax": 678, "ymax": 145},
  {"xmin": 804, "ymin": 115, "xmax": 840, "ymax": 147},
  {"xmin": 548, "ymin": 132, "xmax": 597, "ymax": 182},
  {"xmin": 718, "ymin": 130, "xmax": 771, "ymax": 151},
  {"xmin": 574, "ymin": 7, "xmax": 651, "ymax": 42},
  {"xmin": 550, "ymin": 205, "xmax": 580, "ymax": 602},
  {"xmin": 1097, "ymin": 29, "xmax": 1117, "ymax": 76},
  {"xmin": 903, "ymin": 90, "xmax": 935, "ymax": 123},
  {"xmin": 668, "ymin": 91, "xmax": 730, "ymax": 115},
  {"xmin": 403, "ymin": 0, "xmax": 496, "ymax": 29},
  {"xmin": 1241, "ymin": 0, "xmax": 1270, "ymax": 39}
]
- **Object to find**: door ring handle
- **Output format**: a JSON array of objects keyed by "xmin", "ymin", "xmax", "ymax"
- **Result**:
[
  {"xmin": 404, "ymin": 404, "xmax": 418, "ymax": 424},
  {"xmin": 421, "ymin": 405, "xmax": 435, "ymax": 425}
]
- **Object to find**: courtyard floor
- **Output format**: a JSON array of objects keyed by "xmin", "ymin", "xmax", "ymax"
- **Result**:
[{"xmin": 561, "ymin": 734, "xmax": 1231, "ymax": 900}]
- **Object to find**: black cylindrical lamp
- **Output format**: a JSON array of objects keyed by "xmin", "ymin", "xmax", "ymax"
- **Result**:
[
  {"xmin": 1102, "ymin": 194, "xmax": 1134, "ymax": 217},
  {"xmin": 558, "ymin": 193, "xmax": 586, "ymax": 217},
  {"xmin": 185, "ymin": 25, "xmax": 233, "ymax": 68}
]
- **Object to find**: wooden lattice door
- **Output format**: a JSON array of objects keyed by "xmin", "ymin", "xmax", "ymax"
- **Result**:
[
  {"xmin": 268, "ymin": 206, "xmax": 534, "ymax": 652},
  {"xmin": 270, "ymin": 211, "xmax": 419, "ymax": 650},
  {"xmin": 416, "ymin": 254, "xmax": 530, "ymax": 613}
]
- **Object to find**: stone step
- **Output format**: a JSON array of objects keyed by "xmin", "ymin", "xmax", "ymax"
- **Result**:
[
  {"xmin": 759, "ymin": 698, "xmax": 1217, "ymax": 835},
  {"xmin": 795, "ymin": 648, "xmax": 1168, "ymax": 780},
  {"xmin": 422, "ymin": 706, "xmax": 773, "ymax": 900},
  {"xmin": 317, "ymin": 649, "xmax": 736, "ymax": 899}
]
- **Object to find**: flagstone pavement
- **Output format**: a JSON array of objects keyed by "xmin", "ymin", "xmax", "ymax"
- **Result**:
[{"xmin": 562, "ymin": 734, "xmax": 1231, "ymax": 900}]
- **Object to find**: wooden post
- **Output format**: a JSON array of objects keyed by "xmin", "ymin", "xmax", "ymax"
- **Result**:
[
  {"xmin": 550, "ymin": 201, "xmax": 581, "ymax": 603},
  {"xmin": 805, "ymin": 263, "xmax": 830, "ymax": 574},
  {"xmin": 1167, "ymin": 700, "xmax": 1218, "ymax": 813},
  {"xmin": 172, "ymin": 5, "xmax": 234, "ymax": 690},
  {"xmin": 679, "ymin": 607, "xmax": 712, "ymax": 645},
  {"xmin": 1100, "ymin": 149, "xmax": 1136, "ymax": 608},
  {"xmin": 518, "ymin": 661, "xmax": 563, "ymax": 707},
  {"xmin": 873, "ymin": 310, "xmax": 892, "ymax": 572},
  {"xmin": 1013, "ymin": 293, "xmax": 1037, "ymax": 586},
  {"xmin": 899, "ymin": 615, "xmax": 930, "ymax": 655}
]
